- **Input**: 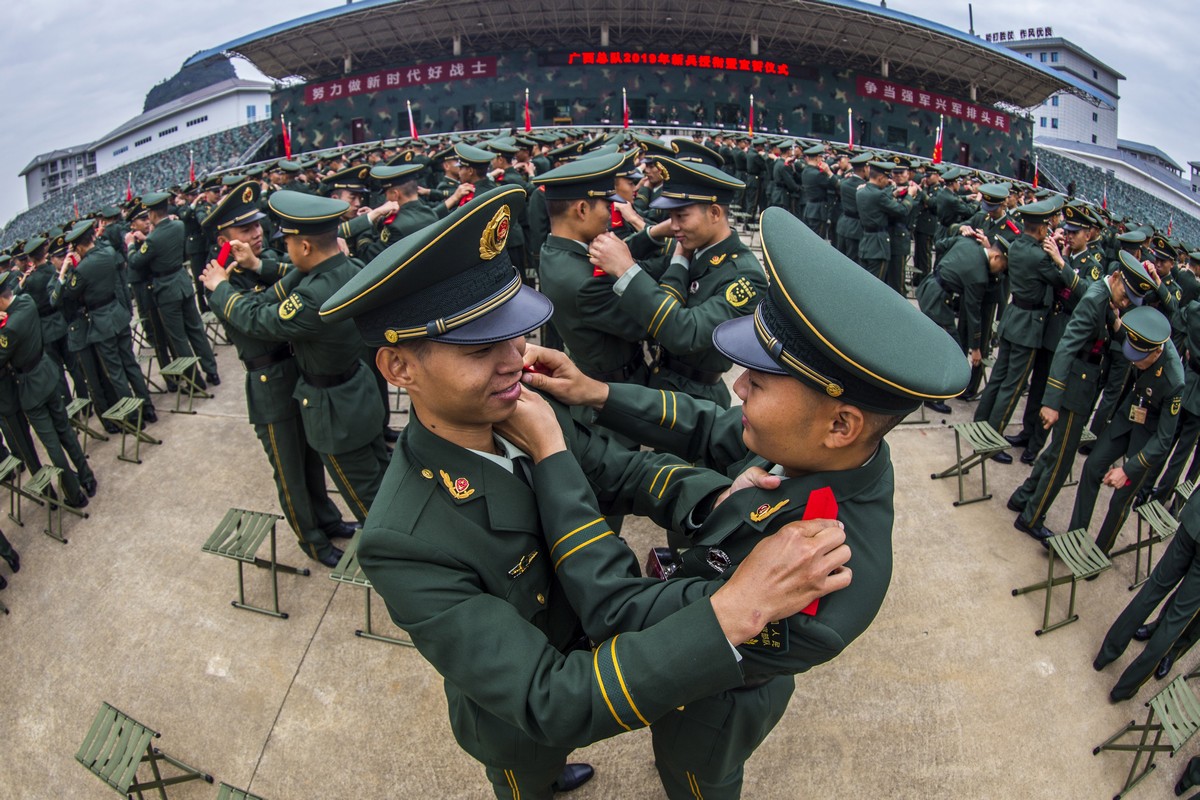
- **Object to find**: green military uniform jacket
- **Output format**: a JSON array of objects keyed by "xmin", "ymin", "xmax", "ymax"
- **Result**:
[
  {"xmin": 935, "ymin": 189, "xmax": 975, "ymax": 235},
  {"xmin": 357, "ymin": 403, "xmax": 746, "ymax": 766},
  {"xmin": 800, "ymin": 165, "xmax": 832, "ymax": 224},
  {"xmin": 1043, "ymin": 278, "xmax": 1116, "ymax": 415},
  {"xmin": 209, "ymin": 252, "xmax": 383, "ymax": 454},
  {"xmin": 176, "ymin": 203, "xmax": 207, "ymax": 264},
  {"xmin": 59, "ymin": 243, "xmax": 132, "ymax": 345},
  {"xmin": 621, "ymin": 231, "xmax": 765, "ymax": 396},
  {"xmin": 591, "ymin": 382, "xmax": 895, "ymax": 678},
  {"xmin": 916, "ymin": 238, "xmax": 989, "ymax": 349},
  {"xmin": 1106, "ymin": 339, "xmax": 1184, "ymax": 484},
  {"xmin": 1172, "ymin": 300, "xmax": 1200, "ymax": 416},
  {"xmin": 633, "ymin": 183, "xmax": 666, "ymax": 225},
  {"xmin": 21, "ymin": 261, "xmax": 67, "ymax": 344},
  {"xmin": 538, "ymin": 236, "xmax": 646, "ymax": 381},
  {"xmin": 856, "ymin": 183, "xmax": 912, "ymax": 262},
  {"xmin": 0, "ymin": 294, "xmax": 60, "ymax": 410},
  {"xmin": 835, "ymin": 174, "xmax": 865, "ymax": 244},
  {"xmin": 337, "ymin": 213, "xmax": 377, "ymax": 261},
  {"xmin": 997, "ymin": 234, "xmax": 1078, "ymax": 349},
  {"xmin": 1041, "ymin": 248, "xmax": 1097, "ymax": 351},
  {"xmin": 378, "ymin": 199, "xmax": 438, "ymax": 249},
  {"xmin": 769, "ymin": 159, "xmax": 799, "ymax": 208},
  {"xmin": 128, "ymin": 218, "xmax": 194, "ymax": 303}
]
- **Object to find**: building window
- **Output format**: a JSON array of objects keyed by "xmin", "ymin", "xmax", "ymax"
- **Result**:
[
  {"xmin": 112, "ymin": 146, "xmax": 128, "ymax": 156},
  {"xmin": 812, "ymin": 113, "xmax": 835, "ymax": 135},
  {"xmin": 1093, "ymin": 69, "xmax": 1098, "ymax": 79},
  {"xmin": 1091, "ymin": 134, "xmax": 1097, "ymax": 144},
  {"xmin": 489, "ymin": 101, "xmax": 516, "ymax": 125},
  {"xmin": 158, "ymin": 125, "xmax": 178, "ymax": 138},
  {"xmin": 247, "ymin": 105, "xmax": 257, "ymax": 121},
  {"xmin": 186, "ymin": 115, "xmax": 208, "ymax": 127},
  {"xmin": 1039, "ymin": 117, "xmax": 1046, "ymax": 127},
  {"xmin": 1092, "ymin": 112, "xmax": 1098, "ymax": 123},
  {"xmin": 134, "ymin": 136, "xmax": 151, "ymax": 147},
  {"xmin": 1051, "ymin": 118, "xmax": 1058, "ymax": 129},
  {"xmin": 1025, "ymin": 53, "xmax": 1033, "ymax": 59},
  {"xmin": 1039, "ymin": 52, "xmax": 1047, "ymax": 62},
  {"xmin": 1050, "ymin": 96, "xmax": 1059, "ymax": 107},
  {"xmin": 1051, "ymin": 52, "xmax": 1059, "ymax": 63},
  {"xmin": 886, "ymin": 126, "xmax": 908, "ymax": 148}
]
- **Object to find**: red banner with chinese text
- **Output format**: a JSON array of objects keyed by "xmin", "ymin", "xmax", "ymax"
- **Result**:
[
  {"xmin": 304, "ymin": 57, "xmax": 499, "ymax": 105},
  {"xmin": 855, "ymin": 75, "xmax": 1010, "ymax": 133}
]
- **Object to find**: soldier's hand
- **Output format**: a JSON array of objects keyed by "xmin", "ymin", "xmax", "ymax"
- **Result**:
[
  {"xmin": 227, "ymin": 240, "xmax": 260, "ymax": 271},
  {"xmin": 1103, "ymin": 466, "xmax": 1129, "ymax": 489},
  {"xmin": 416, "ymin": 186, "xmax": 431, "ymax": 196},
  {"xmin": 969, "ymin": 348, "xmax": 982, "ymax": 366},
  {"xmin": 713, "ymin": 466, "xmax": 782, "ymax": 509},
  {"xmin": 959, "ymin": 226, "xmax": 976, "ymax": 238},
  {"xmin": 520, "ymin": 344, "xmax": 609, "ymax": 408},
  {"xmin": 589, "ymin": 232, "xmax": 636, "ymax": 278},
  {"xmin": 710, "ymin": 519, "xmax": 851, "ymax": 645},
  {"xmin": 367, "ymin": 201, "xmax": 400, "ymax": 224},
  {"xmin": 1040, "ymin": 406, "xmax": 1059, "ymax": 430},
  {"xmin": 494, "ymin": 385, "xmax": 567, "ymax": 464},
  {"xmin": 1143, "ymin": 260, "xmax": 1161, "ymax": 286},
  {"xmin": 199, "ymin": 261, "xmax": 228, "ymax": 291}
]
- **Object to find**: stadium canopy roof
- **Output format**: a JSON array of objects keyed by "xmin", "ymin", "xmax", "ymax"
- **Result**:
[{"xmin": 185, "ymin": 0, "xmax": 1099, "ymax": 110}]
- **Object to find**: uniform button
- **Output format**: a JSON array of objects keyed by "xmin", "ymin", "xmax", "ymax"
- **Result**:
[
  {"xmin": 259, "ymin": 375, "xmax": 268, "ymax": 383},
  {"xmin": 536, "ymin": 592, "xmax": 545, "ymax": 605},
  {"xmin": 302, "ymin": 398, "xmax": 308, "ymax": 407}
]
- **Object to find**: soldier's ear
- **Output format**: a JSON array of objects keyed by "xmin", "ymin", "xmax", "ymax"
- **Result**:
[{"xmin": 827, "ymin": 402, "xmax": 866, "ymax": 450}]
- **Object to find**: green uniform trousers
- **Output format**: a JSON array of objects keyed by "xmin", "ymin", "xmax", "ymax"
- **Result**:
[
  {"xmin": 1016, "ymin": 348, "xmax": 1054, "ymax": 457},
  {"xmin": 132, "ymin": 282, "xmax": 177, "ymax": 381},
  {"xmin": 1095, "ymin": 530, "xmax": 1200, "ymax": 698},
  {"xmin": 0, "ymin": 410, "xmax": 41, "ymax": 473},
  {"xmin": 24, "ymin": 388, "xmax": 93, "ymax": 503},
  {"xmin": 1153, "ymin": 410, "xmax": 1200, "ymax": 502},
  {"xmin": 484, "ymin": 751, "xmax": 573, "ymax": 800},
  {"xmin": 320, "ymin": 438, "xmax": 389, "ymax": 523},
  {"xmin": 1090, "ymin": 362, "xmax": 1130, "ymax": 438},
  {"xmin": 1011, "ymin": 407, "xmax": 1090, "ymax": 529},
  {"xmin": 0, "ymin": 528, "xmax": 14, "ymax": 564},
  {"xmin": 863, "ymin": 259, "xmax": 888, "ymax": 284},
  {"xmin": 1069, "ymin": 423, "xmax": 1156, "ymax": 555},
  {"xmin": 156, "ymin": 295, "xmax": 218, "ymax": 377},
  {"xmin": 885, "ymin": 233, "xmax": 910, "ymax": 295},
  {"xmin": 255, "ymin": 417, "xmax": 345, "ymax": 562},
  {"xmin": 92, "ymin": 330, "xmax": 153, "ymax": 407},
  {"xmin": 974, "ymin": 340, "xmax": 1038, "ymax": 435}
]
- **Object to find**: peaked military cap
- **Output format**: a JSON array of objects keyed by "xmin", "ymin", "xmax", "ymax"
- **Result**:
[
  {"xmin": 485, "ymin": 140, "xmax": 519, "ymax": 156},
  {"xmin": 268, "ymin": 191, "xmax": 348, "ymax": 238},
  {"xmin": 320, "ymin": 186, "xmax": 551, "ymax": 347},
  {"xmin": 202, "ymin": 181, "xmax": 266, "ymax": 231},
  {"xmin": 22, "ymin": 237, "xmax": 47, "ymax": 256},
  {"xmin": 533, "ymin": 152, "xmax": 624, "ymax": 201},
  {"xmin": 650, "ymin": 156, "xmax": 744, "ymax": 209},
  {"xmin": 670, "ymin": 139, "xmax": 724, "ymax": 168},
  {"xmin": 1016, "ymin": 199, "xmax": 1058, "ymax": 222},
  {"xmin": 48, "ymin": 232, "xmax": 68, "ymax": 257},
  {"xmin": 978, "ymin": 183, "xmax": 1009, "ymax": 204},
  {"xmin": 200, "ymin": 175, "xmax": 223, "ymax": 192},
  {"xmin": 941, "ymin": 167, "xmax": 964, "ymax": 181},
  {"xmin": 64, "ymin": 219, "xmax": 96, "ymax": 244},
  {"xmin": 1149, "ymin": 234, "xmax": 1177, "ymax": 261},
  {"xmin": 802, "ymin": 144, "xmax": 827, "ymax": 157},
  {"xmin": 370, "ymin": 163, "xmax": 425, "ymax": 189},
  {"xmin": 324, "ymin": 165, "xmax": 371, "ymax": 194},
  {"xmin": 0, "ymin": 255, "xmax": 9, "ymax": 269},
  {"xmin": 887, "ymin": 155, "xmax": 911, "ymax": 170},
  {"xmin": 221, "ymin": 174, "xmax": 244, "ymax": 187},
  {"xmin": 454, "ymin": 143, "xmax": 495, "ymax": 169},
  {"xmin": 0, "ymin": 270, "xmax": 15, "ymax": 294},
  {"xmin": 848, "ymin": 152, "xmax": 875, "ymax": 166},
  {"xmin": 868, "ymin": 161, "xmax": 897, "ymax": 174},
  {"xmin": 1117, "ymin": 250, "xmax": 1156, "ymax": 306},
  {"xmin": 1117, "ymin": 230, "xmax": 1148, "ymax": 245},
  {"xmin": 98, "ymin": 206, "xmax": 121, "ymax": 219},
  {"xmin": 547, "ymin": 141, "xmax": 586, "ymax": 162},
  {"xmin": 1121, "ymin": 305, "xmax": 1170, "ymax": 362},
  {"xmin": 632, "ymin": 133, "xmax": 674, "ymax": 157},
  {"xmin": 1061, "ymin": 204, "xmax": 1092, "ymax": 231},
  {"xmin": 712, "ymin": 208, "xmax": 968, "ymax": 414},
  {"xmin": 614, "ymin": 149, "xmax": 643, "ymax": 180},
  {"xmin": 140, "ymin": 192, "xmax": 172, "ymax": 214},
  {"xmin": 274, "ymin": 160, "xmax": 304, "ymax": 173}
]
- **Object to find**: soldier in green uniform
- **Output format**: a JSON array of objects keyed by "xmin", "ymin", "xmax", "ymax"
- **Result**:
[
  {"xmin": 913, "ymin": 166, "xmax": 942, "ymax": 284},
  {"xmin": 934, "ymin": 168, "xmax": 976, "ymax": 243},
  {"xmin": 1089, "ymin": 230, "xmax": 1151, "ymax": 444},
  {"xmin": 886, "ymin": 158, "xmax": 920, "ymax": 295},
  {"xmin": 799, "ymin": 144, "xmax": 833, "ymax": 236},
  {"xmin": 972, "ymin": 200, "xmax": 1080, "ymax": 461},
  {"xmin": 743, "ymin": 139, "xmax": 767, "ymax": 225},
  {"xmin": 1068, "ymin": 305, "xmax": 1184, "ymax": 555},
  {"xmin": 127, "ymin": 193, "xmax": 220, "ymax": 387},
  {"xmin": 834, "ymin": 153, "xmax": 871, "ymax": 263},
  {"xmin": 320, "ymin": 186, "xmax": 854, "ymax": 800},
  {"xmin": 57, "ymin": 221, "xmax": 157, "ymax": 423},
  {"xmin": 486, "ymin": 141, "xmax": 533, "ymax": 278},
  {"xmin": 200, "ymin": 183, "xmax": 356, "ymax": 567},
  {"xmin": 122, "ymin": 202, "xmax": 178, "ymax": 394},
  {"xmin": 175, "ymin": 187, "xmax": 210, "ymax": 312},
  {"xmin": 521, "ymin": 206, "xmax": 969, "ymax": 799},
  {"xmin": 0, "ymin": 270, "xmax": 95, "ymax": 506},
  {"xmin": 454, "ymin": 143, "xmax": 500, "ymax": 205},
  {"xmin": 1008, "ymin": 253, "xmax": 1155, "ymax": 541},
  {"xmin": 21, "ymin": 236, "xmax": 74, "ymax": 404},
  {"xmin": 588, "ymin": 155, "xmax": 766, "ymax": 407},
  {"xmin": 856, "ymin": 161, "xmax": 916, "ymax": 285},
  {"xmin": 201, "ymin": 191, "xmax": 388, "ymax": 523}
]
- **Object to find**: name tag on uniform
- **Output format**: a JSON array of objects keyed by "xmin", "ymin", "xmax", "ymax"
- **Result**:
[{"xmin": 1129, "ymin": 406, "xmax": 1147, "ymax": 425}]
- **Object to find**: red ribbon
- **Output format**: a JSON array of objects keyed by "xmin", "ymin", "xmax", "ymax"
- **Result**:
[{"xmin": 799, "ymin": 486, "xmax": 838, "ymax": 616}]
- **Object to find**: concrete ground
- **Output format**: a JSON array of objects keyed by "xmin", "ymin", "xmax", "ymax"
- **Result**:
[{"xmin": 3, "ymin": 281, "xmax": 1198, "ymax": 799}]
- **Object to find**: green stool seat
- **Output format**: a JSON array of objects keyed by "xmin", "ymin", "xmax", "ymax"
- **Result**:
[
  {"xmin": 25, "ymin": 465, "xmax": 87, "ymax": 544},
  {"xmin": 102, "ymin": 397, "xmax": 161, "ymax": 464},
  {"xmin": 1112, "ymin": 500, "xmax": 1179, "ymax": 590},
  {"xmin": 931, "ymin": 421, "xmax": 1010, "ymax": 506},
  {"xmin": 1176, "ymin": 478, "xmax": 1196, "ymax": 508},
  {"xmin": 66, "ymin": 397, "xmax": 109, "ymax": 455},
  {"xmin": 1012, "ymin": 528, "xmax": 1113, "ymax": 635},
  {"xmin": 217, "ymin": 783, "xmax": 266, "ymax": 800},
  {"xmin": 202, "ymin": 508, "xmax": 309, "ymax": 619},
  {"xmin": 1094, "ymin": 675, "xmax": 1200, "ymax": 799},
  {"xmin": 76, "ymin": 701, "xmax": 212, "ymax": 798},
  {"xmin": 329, "ymin": 532, "xmax": 413, "ymax": 647},
  {"xmin": 160, "ymin": 356, "xmax": 210, "ymax": 414}
]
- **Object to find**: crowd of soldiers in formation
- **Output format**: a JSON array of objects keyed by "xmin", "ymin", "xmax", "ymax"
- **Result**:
[{"xmin": 3, "ymin": 125, "xmax": 1200, "ymax": 714}]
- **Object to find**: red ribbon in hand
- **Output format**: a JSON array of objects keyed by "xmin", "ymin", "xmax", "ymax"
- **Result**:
[{"xmin": 799, "ymin": 486, "xmax": 838, "ymax": 617}]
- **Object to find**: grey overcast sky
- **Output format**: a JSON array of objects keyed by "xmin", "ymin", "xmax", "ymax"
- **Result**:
[{"xmin": 0, "ymin": 0, "xmax": 1192, "ymax": 226}]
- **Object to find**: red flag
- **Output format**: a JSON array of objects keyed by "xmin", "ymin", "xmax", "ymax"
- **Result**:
[
  {"xmin": 125, "ymin": 173, "xmax": 133, "ymax": 202},
  {"xmin": 407, "ymin": 100, "xmax": 418, "ymax": 139},
  {"xmin": 189, "ymin": 149, "xmax": 195, "ymax": 183},
  {"xmin": 1102, "ymin": 183, "xmax": 1108, "ymax": 211},
  {"xmin": 797, "ymin": 487, "xmax": 838, "ymax": 617},
  {"xmin": 1169, "ymin": 215, "xmax": 1174, "ymax": 236},
  {"xmin": 848, "ymin": 108, "xmax": 854, "ymax": 151},
  {"xmin": 73, "ymin": 195, "xmax": 79, "ymax": 220},
  {"xmin": 931, "ymin": 115, "xmax": 944, "ymax": 165},
  {"xmin": 280, "ymin": 114, "xmax": 292, "ymax": 159},
  {"xmin": 524, "ymin": 88, "xmax": 532, "ymax": 133},
  {"xmin": 748, "ymin": 93, "xmax": 755, "ymax": 135},
  {"xmin": 1032, "ymin": 154, "xmax": 1039, "ymax": 189},
  {"xmin": 622, "ymin": 88, "xmax": 629, "ymax": 130}
]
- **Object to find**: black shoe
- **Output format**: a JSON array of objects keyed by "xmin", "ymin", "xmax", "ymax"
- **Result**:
[
  {"xmin": 924, "ymin": 400, "xmax": 952, "ymax": 414},
  {"xmin": 552, "ymin": 763, "xmax": 595, "ymax": 793},
  {"xmin": 957, "ymin": 389, "xmax": 981, "ymax": 401},
  {"xmin": 317, "ymin": 546, "xmax": 344, "ymax": 568},
  {"xmin": 102, "ymin": 422, "xmax": 121, "ymax": 435},
  {"xmin": 329, "ymin": 521, "xmax": 362, "ymax": 540},
  {"xmin": 1133, "ymin": 625, "xmax": 1154, "ymax": 642},
  {"xmin": 383, "ymin": 427, "xmax": 400, "ymax": 444},
  {"xmin": 1014, "ymin": 516, "xmax": 1054, "ymax": 544},
  {"xmin": 1093, "ymin": 656, "xmax": 1109, "ymax": 672},
  {"xmin": 1020, "ymin": 449, "xmax": 1037, "ymax": 465},
  {"xmin": 67, "ymin": 494, "xmax": 88, "ymax": 510},
  {"xmin": 5, "ymin": 548, "xmax": 18, "ymax": 573},
  {"xmin": 165, "ymin": 380, "xmax": 179, "ymax": 393},
  {"xmin": 1177, "ymin": 774, "xmax": 1195, "ymax": 796},
  {"xmin": 1157, "ymin": 654, "xmax": 1176, "ymax": 680},
  {"xmin": 0, "ymin": 573, "xmax": 6, "ymax": 590},
  {"xmin": 80, "ymin": 476, "xmax": 97, "ymax": 498},
  {"xmin": 992, "ymin": 451, "xmax": 1013, "ymax": 464},
  {"xmin": 1078, "ymin": 443, "xmax": 1094, "ymax": 456},
  {"xmin": 1109, "ymin": 687, "xmax": 1136, "ymax": 703},
  {"xmin": 1006, "ymin": 496, "xmax": 1024, "ymax": 514},
  {"xmin": 206, "ymin": 373, "xmax": 221, "ymax": 387},
  {"xmin": 1004, "ymin": 433, "xmax": 1030, "ymax": 448},
  {"xmin": 142, "ymin": 407, "xmax": 158, "ymax": 424}
]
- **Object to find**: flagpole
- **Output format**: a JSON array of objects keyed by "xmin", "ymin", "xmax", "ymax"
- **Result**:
[
  {"xmin": 748, "ymin": 93, "xmax": 754, "ymax": 135},
  {"xmin": 622, "ymin": 88, "xmax": 629, "ymax": 130},
  {"xmin": 848, "ymin": 108, "xmax": 854, "ymax": 151},
  {"xmin": 524, "ymin": 88, "xmax": 532, "ymax": 133}
]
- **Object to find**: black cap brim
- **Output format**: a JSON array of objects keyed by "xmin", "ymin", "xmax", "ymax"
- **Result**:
[
  {"xmin": 649, "ymin": 195, "xmax": 695, "ymax": 210},
  {"xmin": 431, "ymin": 285, "xmax": 553, "ymax": 345},
  {"xmin": 712, "ymin": 316, "xmax": 788, "ymax": 375}
]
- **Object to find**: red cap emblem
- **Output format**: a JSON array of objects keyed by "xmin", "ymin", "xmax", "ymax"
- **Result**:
[{"xmin": 454, "ymin": 477, "xmax": 470, "ymax": 494}]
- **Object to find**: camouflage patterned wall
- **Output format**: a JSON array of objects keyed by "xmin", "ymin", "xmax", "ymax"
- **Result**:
[{"xmin": 272, "ymin": 47, "xmax": 1033, "ymax": 177}]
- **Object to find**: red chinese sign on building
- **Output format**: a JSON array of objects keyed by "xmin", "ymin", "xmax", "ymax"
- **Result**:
[
  {"xmin": 855, "ymin": 75, "xmax": 1010, "ymax": 132},
  {"xmin": 567, "ymin": 50, "xmax": 791, "ymax": 76},
  {"xmin": 304, "ymin": 57, "xmax": 498, "ymax": 105}
]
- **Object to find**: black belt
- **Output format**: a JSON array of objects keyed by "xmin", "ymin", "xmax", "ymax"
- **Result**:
[
  {"xmin": 585, "ymin": 353, "xmax": 645, "ymax": 383},
  {"xmin": 862, "ymin": 225, "xmax": 884, "ymax": 233},
  {"xmin": 84, "ymin": 296, "xmax": 116, "ymax": 313},
  {"xmin": 242, "ymin": 344, "xmax": 293, "ymax": 372},
  {"xmin": 151, "ymin": 264, "xmax": 184, "ymax": 278},
  {"xmin": 12, "ymin": 359, "xmax": 39, "ymax": 377},
  {"xmin": 661, "ymin": 355, "xmax": 723, "ymax": 385},
  {"xmin": 842, "ymin": 211, "xmax": 859, "ymax": 219},
  {"xmin": 300, "ymin": 363, "xmax": 359, "ymax": 389},
  {"xmin": 1011, "ymin": 297, "xmax": 1047, "ymax": 311}
]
